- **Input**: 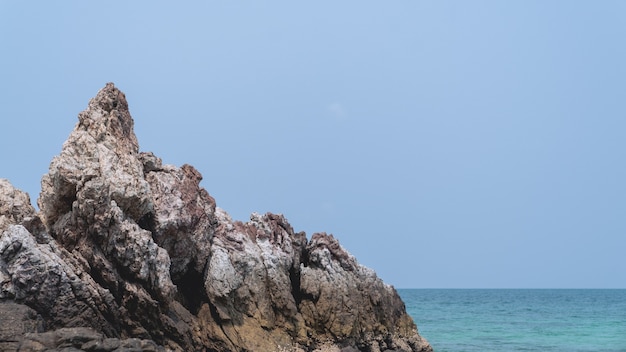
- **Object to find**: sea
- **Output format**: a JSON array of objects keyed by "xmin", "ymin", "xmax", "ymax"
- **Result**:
[{"xmin": 398, "ymin": 289, "xmax": 626, "ymax": 352}]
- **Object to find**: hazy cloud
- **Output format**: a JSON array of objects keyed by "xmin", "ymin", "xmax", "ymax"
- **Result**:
[{"xmin": 328, "ymin": 102, "xmax": 347, "ymax": 119}]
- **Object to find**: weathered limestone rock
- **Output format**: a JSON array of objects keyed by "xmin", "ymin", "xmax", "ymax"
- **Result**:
[
  {"xmin": 203, "ymin": 210, "xmax": 309, "ymax": 350},
  {"xmin": 37, "ymin": 84, "xmax": 173, "ymax": 303},
  {"xmin": 143, "ymin": 159, "xmax": 216, "ymax": 282},
  {"xmin": 299, "ymin": 233, "xmax": 431, "ymax": 351},
  {"xmin": 0, "ymin": 224, "xmax": 117, "ymax": 333},
  {"xmin": 39, "ymin": 83, "xmax": 150, "ymax": 227},
  {"xmin": 0, "ymin": 83, "xmax": 432, "ymax": 352},
  {"xmin": 0, "ymin": 179, "xmax": 35, "ymax": 233}
]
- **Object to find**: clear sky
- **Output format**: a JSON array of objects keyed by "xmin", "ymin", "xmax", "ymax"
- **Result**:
[{"xmin": 1, "ymin": 1, "xmax": 624, "ymax": 288}]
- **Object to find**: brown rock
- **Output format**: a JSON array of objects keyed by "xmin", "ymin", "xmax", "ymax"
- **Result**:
[
  {"xmin": 203, "ymin": 210, "xmax": 308, "ymax": 350},
  {"xmin": 144, "ymin": 162, "xmax": 216, "ymax": 281},
  {"xmin": 298, "ymin": 233, "xmax": 431, "ymax": 351}
]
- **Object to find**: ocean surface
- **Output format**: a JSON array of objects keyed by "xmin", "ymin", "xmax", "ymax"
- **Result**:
[{"xmin": 398, "ymin": 289, "xmax": 626, "ymax": 352}]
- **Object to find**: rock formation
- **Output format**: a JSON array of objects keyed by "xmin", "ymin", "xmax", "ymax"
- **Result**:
[{"xmin": 0, "ymin": 83, "xmax": 432, "ymax": 352}]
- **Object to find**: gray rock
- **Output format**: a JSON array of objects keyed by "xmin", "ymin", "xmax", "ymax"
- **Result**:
[
  {"xmin": 0, "ymin": 302, "xmax": 44, "ymax": 352},
  {"xmin": 0, "ymin": 179, "xmax": 35, "ymax": 233},
  {"xmin": 0, "ymin": 83, "xmax": 432, "ymax": 352},
  {"xmin": 17, "ymin": 327, "xmax": 165, "ymax": 352},
  {"xmin": 0, "ymin": 225, "xmax": 117, "ymax": 333}
]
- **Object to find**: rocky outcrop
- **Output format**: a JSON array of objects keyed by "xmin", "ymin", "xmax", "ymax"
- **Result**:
[
  {"xmin": 0, "ymin": 179, "xmax": 36, "ymax": 233},
  {"xmin": 0, "ymin": 83, "xmax": 432, "ymax": 352}
]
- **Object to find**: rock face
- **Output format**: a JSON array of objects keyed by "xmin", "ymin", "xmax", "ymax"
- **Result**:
[
  {"xmin": 0, "ymin": 179, "xmax": 36, "ymax": 233},
  {"xmin": 0, "ymin": 83, "xmax": 432, "ymax": 352}
]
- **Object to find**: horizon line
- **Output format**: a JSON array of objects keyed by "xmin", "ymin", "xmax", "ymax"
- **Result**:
[{"xmin": 395, "ymin": 287, "xmax": 626, "ymax": 290}]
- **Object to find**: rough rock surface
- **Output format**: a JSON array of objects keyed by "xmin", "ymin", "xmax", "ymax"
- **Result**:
[
  {"xmin": 0, "ymin": 179, "xmax": 36, "ymax": 233},
  {"xmin": 0, "ymin": 302, "xmax": 44, "ymax": 351},
  {"xmin": 0, "ymin": 83, "xmax": 432, "ymax": 352}
]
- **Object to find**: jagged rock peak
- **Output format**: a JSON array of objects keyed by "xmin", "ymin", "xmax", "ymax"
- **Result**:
[
  {"xmin": 1, "ymin": 83, "xmax": 432, "ymax": 352},
  {"xmin": 38, "ymin": 83, "xmax": 153, "ymax": 229},
  {"xmin": 77, "ymin": 82, "xmax": 139, "ymax": 153}
]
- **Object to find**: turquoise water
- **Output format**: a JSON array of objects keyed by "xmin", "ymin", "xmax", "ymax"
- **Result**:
[{"xmin": 399, "ymin": 289, "xmax": 626, "ymax": 352}]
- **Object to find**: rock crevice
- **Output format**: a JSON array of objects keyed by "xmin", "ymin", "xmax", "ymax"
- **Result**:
[{"xmin": 0, "ymin": 83, "xmax": 432, "ymax": 352}]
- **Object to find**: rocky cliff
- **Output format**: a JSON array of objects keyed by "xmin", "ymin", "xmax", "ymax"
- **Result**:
[{"xmin": 0, "ymin": 83, "xmax": 432, "ymax": 352}]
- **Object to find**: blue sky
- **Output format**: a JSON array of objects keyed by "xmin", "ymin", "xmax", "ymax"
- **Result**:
[{"xmin": 1, "ymin": 1, "xmax": 624, "ymax": 288}]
